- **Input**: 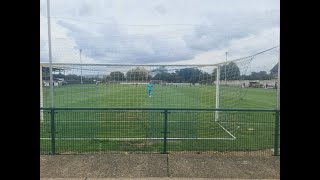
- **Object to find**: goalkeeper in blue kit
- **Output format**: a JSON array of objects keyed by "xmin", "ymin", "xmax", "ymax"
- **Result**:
[{"xmin": 148, "ymin": 82, "xmax": 153, "ymax": 97}]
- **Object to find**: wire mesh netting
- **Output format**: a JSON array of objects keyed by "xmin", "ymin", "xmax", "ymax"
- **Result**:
[
  {"xmin": 41, "ymin": 47, "xmax": 278, "ymax": 109},
  {"xmin": 40, "ymin": 47, "xmax": 279, "ymax": 155},
  {"xmin": 40, "ymin": 109, "xmax": 279, "ymax": 155}
]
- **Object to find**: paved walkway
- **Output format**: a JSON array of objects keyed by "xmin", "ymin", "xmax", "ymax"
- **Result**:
[
  {"xmin": 41, "ymin": 178, "xmax": 279, "ymax": 180},
  {"xmin": 40, "ymin": 154, "xmax": 280, "ymax": 179}
]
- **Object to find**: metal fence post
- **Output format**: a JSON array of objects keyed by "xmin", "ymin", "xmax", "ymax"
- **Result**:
[
  {"xmin": 274, "ymin": 110, "xmax": 280, "ymax": 156},
  {"xmin": 162, "ymin": 110, "xmax": 169, "ymax": 154},
  {"xmin": 50, "ymin": 108, "xmax": 56, "ymax": 154}
]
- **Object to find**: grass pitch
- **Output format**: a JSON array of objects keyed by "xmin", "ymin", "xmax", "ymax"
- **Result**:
[{"xmin": 41, "ymin": 84, "xmax": 278, "ymax": 154}]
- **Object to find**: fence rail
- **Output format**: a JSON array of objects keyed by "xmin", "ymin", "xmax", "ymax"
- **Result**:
[{"xmin": 40, "ymin": 108, "xmax": 280, "ymax": 156}]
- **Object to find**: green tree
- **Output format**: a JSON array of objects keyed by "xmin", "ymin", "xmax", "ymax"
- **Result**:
[
  {"xmin": 240, "ymin": 71, "xmax": 271, "ymax": 80},
  {"xmin": 250, "ymin": 71, "xmax": 270, "ymax": 80},
  {"xmin": 64, "ymin": 74, "xmax": 81, "ymax": 84},
  {"xmin": 126, "ymin": 67, "xmax": 149, "ymax": 81},
  {"xmin": 212, "ymin": 62, "xmax": 240, "ymax": 80},
  {"xmin": 110, "ymin": 71, "xmax": 125, "ymax": 81},
  {"xmin": 152, "ymin": 72, "xmax": 176, "ymax": 82},
  {"xmin": 175, "ymin": 68, "xmax": 201, "ymax": 83},
  {"xmin": 199, "ymin": 71, "xmax": 213, "ymax": 84}
]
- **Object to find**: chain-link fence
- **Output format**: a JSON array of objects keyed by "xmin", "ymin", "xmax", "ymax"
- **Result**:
[{"xmin": 40, "ymin": 108, "xmax": 280, "ymax": 156}]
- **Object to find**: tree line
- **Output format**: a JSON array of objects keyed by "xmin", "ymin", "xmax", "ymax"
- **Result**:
[{"xmin": 42, "ymin": 63, "xmax": 275, "ymax": 84}]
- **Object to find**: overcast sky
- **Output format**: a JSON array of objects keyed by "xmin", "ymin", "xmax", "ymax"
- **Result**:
[{"xmin": 40, "ymin": 0, "xmax": 279, "ymax": 71}]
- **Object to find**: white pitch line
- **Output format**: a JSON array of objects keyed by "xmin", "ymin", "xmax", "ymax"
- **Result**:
[
  {"xmin": 216, "ymin": 122, "xmax": 236, "ymax": 140},
  {"xmin": 219, "ymin": 122, "xmax": 271, "ymax": 125},
  {"xmin": 40, "ymin": 137, "xmax": 235, "ymax": 140},
  {"xmin": 41, "ymin": 121, "xmax": 201, "ymax": 123}
]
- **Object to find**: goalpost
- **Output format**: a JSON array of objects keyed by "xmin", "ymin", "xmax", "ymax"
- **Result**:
[
  {"xmin": 40, "ymin": 46, "xmax": 279, "ymax": 143},
  {"xmin": 40, "ymin": 46, "xmax": 279, "ymax": 122},
  {"xmin": 212, "ymin": 47, "xmax": 280, "ymax": 122},
  {"xmin": 39, "ymin": 51, "xmax": 277, "ymax": 109}
]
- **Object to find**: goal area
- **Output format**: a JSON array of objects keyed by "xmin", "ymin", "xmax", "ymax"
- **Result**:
[
  {"xmin": 40, "ymin": 47, "xmax": 279, "ymax": 110},
  {"xmin": 40, "ymin": 47, "xmax": 280, "ymax": 154}
]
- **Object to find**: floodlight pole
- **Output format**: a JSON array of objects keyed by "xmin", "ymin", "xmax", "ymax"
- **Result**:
[
  {"xmin": 80, "ymin": 49, "xmax": 83, "ymax": 84},
  {"xmin": 215, "ymin": 65, "xmax": 220, "ymax": 122},
  {"xmin": 47, "ymin": 0, "xmax": 54, "ymax": 107}
]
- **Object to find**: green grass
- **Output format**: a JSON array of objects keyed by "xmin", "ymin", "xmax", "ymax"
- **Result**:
[
  {"xmin": 40, "ymin": 84, "xmax": 279, "ymax": 154},
  {"xmin": 42, "ymin": 84, "xmax": 277, "ymax": 108}
]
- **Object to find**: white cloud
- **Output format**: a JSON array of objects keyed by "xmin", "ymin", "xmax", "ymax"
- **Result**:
[
  {"xmin": 40, "ymin": 15, "xmax": 97, "ymax": 63},
  {"xmin": 172, "ymin": 27, "xmax": 279, "ymax": 73},
  {"xmin": 40, "ymin": 0, "xmax": 279, "ymax": 68}
]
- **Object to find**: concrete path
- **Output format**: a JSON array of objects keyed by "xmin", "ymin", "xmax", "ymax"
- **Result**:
[
  {"xmin": 40, "ymin": 154, "xmax": 280, "ymax": 179},
  {"xmin": 41, "ymin": 178, "xmax": 279, "ymax": 180}
]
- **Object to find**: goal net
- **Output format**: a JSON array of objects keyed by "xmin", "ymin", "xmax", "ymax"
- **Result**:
[{"xmin": 40, "ymin": 47, "xmax": 278, "ymax": 110}]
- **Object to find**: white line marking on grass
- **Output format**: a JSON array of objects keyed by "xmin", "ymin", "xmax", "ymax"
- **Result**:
[
  {"xmin": 43, "ymin": 120, "xmax": 202, "ymax": 123},
  {"xmin": 219, "ymin": 122, "xmax": 271, "ymax": 125},
  {"xmin": 216, "ymin": 122, "xmax": 236, "ymax": 140},
  {"xmin": 40, "ymin": 137, "xmax": 235, "ymax": 140}
]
